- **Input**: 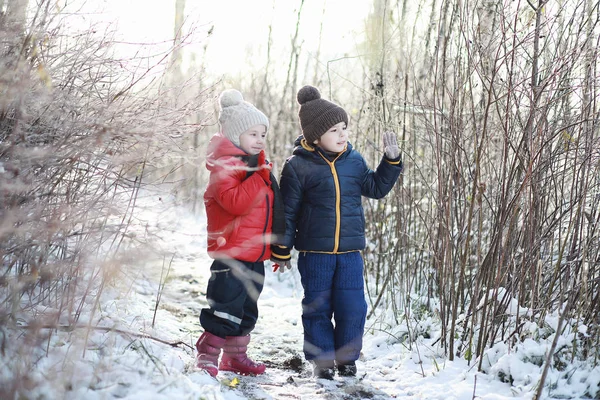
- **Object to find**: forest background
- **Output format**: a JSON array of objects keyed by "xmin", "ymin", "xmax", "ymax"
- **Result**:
[{"xmin": 1, "ymin": 0, "xmax": 599, "ymax": 398}]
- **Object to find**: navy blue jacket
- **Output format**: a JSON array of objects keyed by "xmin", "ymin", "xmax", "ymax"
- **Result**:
[{"xmin": 279, "ymin": 137, "xmax": 402, "ymax": 253}]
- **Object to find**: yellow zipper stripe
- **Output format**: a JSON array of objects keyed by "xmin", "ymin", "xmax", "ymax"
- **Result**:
[{"xmin": 318, "ymin": 152, "xmax": 342, "ymax": 253}]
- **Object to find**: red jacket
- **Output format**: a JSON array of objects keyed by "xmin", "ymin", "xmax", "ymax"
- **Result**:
[{"xmin": 204, "ymin": 133, "xmax": 274, "ymax": 262}]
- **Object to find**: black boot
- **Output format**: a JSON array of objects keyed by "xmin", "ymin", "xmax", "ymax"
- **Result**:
[
  {"xmin": 313, "ymin": 360, "xmax": 335, "ymax": 380},
  {"xmin": 337, "ymin": 361, "xmax": 357, "ymax": 377}
]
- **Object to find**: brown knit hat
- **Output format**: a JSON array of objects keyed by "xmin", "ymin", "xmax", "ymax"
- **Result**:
[{"xmin": 297, "ymin": 85, "xmax": 348, "ymax": 144}]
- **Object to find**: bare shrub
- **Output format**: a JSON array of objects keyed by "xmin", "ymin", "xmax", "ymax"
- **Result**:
[
  {"xmin": 0, "ymin": 1, "xmax": 209, "ymax": 396},
  {"xmin": 354, "ymin": 0, "xmax": 600, "ymax": 375}
]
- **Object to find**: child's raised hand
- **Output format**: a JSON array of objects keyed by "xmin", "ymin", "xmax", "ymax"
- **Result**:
[
  {"xmin": 382, "ymin": 131, "xmax": 400, "ymax": 159},
  {"xmin": 256, "ymin": 150, "xmax": 272, "ymax": 182},
  {"xmin": 257, "ymin": 149, "xmax": 266, "ymax": 166}
]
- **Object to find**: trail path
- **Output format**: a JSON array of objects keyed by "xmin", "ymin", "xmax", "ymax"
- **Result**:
[
  {"xmin": 72, "ymin": 194, "xmax": 523, "ymax": 400},
  {"xmin": 146, "ymin": 219, "xmax": 399, "ymax": 399}
]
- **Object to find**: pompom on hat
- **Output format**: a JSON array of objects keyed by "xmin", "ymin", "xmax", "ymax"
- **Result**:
[
  {"xmin": 297, "ymin": 85, "xmax": 348, "ymax": 144},
  {"xmin": 218, "ymin": 89, "xmax": 269, "ymax": 146}
]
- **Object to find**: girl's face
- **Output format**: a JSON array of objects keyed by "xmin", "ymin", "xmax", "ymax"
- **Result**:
[
  {"xmin": 238, "ymin": 125, "xmax": 267, "ymax": 155},
  {"xmin": 314, "ymin": 121, "xmax": 348, "ymax": 153}
]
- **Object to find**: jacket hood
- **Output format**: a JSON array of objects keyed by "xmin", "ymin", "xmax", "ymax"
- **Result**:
[{"xmin": 206, "ymin": 132, "xmax": 247, "ymax": 171}]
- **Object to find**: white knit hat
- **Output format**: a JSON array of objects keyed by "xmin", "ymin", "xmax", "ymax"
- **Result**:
[{"xmin": 218, "ymin": 89, "xmax": 269, "ymax": 146}]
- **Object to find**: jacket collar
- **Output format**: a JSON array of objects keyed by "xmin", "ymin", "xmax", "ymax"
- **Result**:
[{"xmin": 293, "ymin": 135, "xmax": 351, "ymax": 161}]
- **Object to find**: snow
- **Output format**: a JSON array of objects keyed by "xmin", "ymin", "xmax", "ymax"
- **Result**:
[{"xmin": 3, "ymin": 191, "xmax": 599, "ymax": 399}]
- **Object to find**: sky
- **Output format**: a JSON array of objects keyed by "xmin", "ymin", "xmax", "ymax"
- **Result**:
[
  {"xmin": 5, "ymin": 188, "xmax": 600, "ymax": 399},
  {"xmin": 66, "ymin": 0, "xmax": 372, "ymax": 79}
]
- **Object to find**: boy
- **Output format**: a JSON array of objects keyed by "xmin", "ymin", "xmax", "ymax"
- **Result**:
[{"xmin": 271, "ymin": 85, "xmax": 402, "ymax": 379}]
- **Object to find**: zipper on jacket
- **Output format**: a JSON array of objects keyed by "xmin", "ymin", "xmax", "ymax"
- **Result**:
[
  {"xmin": 256, "ymin": 192, "xmax": 270, "ymax": 262},
  {"xmin": 318, "ymin": 152, "xmax": 343, "ymax": 253}
]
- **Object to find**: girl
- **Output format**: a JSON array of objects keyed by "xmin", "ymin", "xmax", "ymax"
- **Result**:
[{"xmin": 196, "ymin": 89, "xmax": 284, "ymax": 377}]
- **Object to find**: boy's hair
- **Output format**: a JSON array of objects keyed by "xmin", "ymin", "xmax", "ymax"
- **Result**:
[
  {"xmin": 218, "ymin": 89, "xmax": 269, "ymax": 146},
  {"xmin": 297, "ymin": 85, "xmax": 348, "ymax": 144}
]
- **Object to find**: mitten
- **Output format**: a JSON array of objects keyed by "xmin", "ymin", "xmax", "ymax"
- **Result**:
[
  {"xmin": 382, "ymin": 131, "xmax": 400, "ymax": 159},
  {"xmin": 272, "ymin": 259, "xmax": 292, "ymax": 273},
  {"xmin": 256, "ymin": 150, "xmax": 271, "ymax": 182},
  {"xmin": 270, "ymin": 245, "xmax": 291, "ymax": 272}
]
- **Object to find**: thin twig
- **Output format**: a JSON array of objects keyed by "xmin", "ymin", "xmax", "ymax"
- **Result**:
[
  {"xmin": 153, "ymin": 253, "xmax": 176, "ymax": 328},
  {"xmin": 20, "ymin": 324, "xmax": 193, "ymax": 349}
]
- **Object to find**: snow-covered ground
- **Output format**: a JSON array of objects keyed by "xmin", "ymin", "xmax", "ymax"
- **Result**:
[{"xmin": 7, "ymin": 190, "xmax": 599, "ymax": 399}]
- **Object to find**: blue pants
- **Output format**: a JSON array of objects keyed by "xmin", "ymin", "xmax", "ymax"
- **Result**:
[
  {"xmin": 200, "ymin": 259, "xmax": 265, "ymax": 338},
  {"xmin": 298, "ymin": 252, "xmax": 367, "ymax": 364}
]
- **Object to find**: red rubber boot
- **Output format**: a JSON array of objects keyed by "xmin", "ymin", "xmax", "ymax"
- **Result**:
[
  {"xmin": 195, "ymin": 332, "xmax": 226, "ymax": 377},
  {"xmin": 219, "ymin": 335, "xmax": 266, "ymax": 375}
]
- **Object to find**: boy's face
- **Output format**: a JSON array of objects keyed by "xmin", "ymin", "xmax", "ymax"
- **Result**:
[
  {"xmin": 314, "ymin": 121, "xmax": 348, "ymax": 153},
  {"xmin": 239, "ymin": 125, "xmax": 267, "ymax": 155}
]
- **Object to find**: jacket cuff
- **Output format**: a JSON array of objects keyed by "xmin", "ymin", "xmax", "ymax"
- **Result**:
[
  {"xmin": 270, "ymin": 245, "xmax": 291, "ymax": 262},
  {"xmin": 384, "ymin": 154, "xmax": 402, "ymax": 165}
]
